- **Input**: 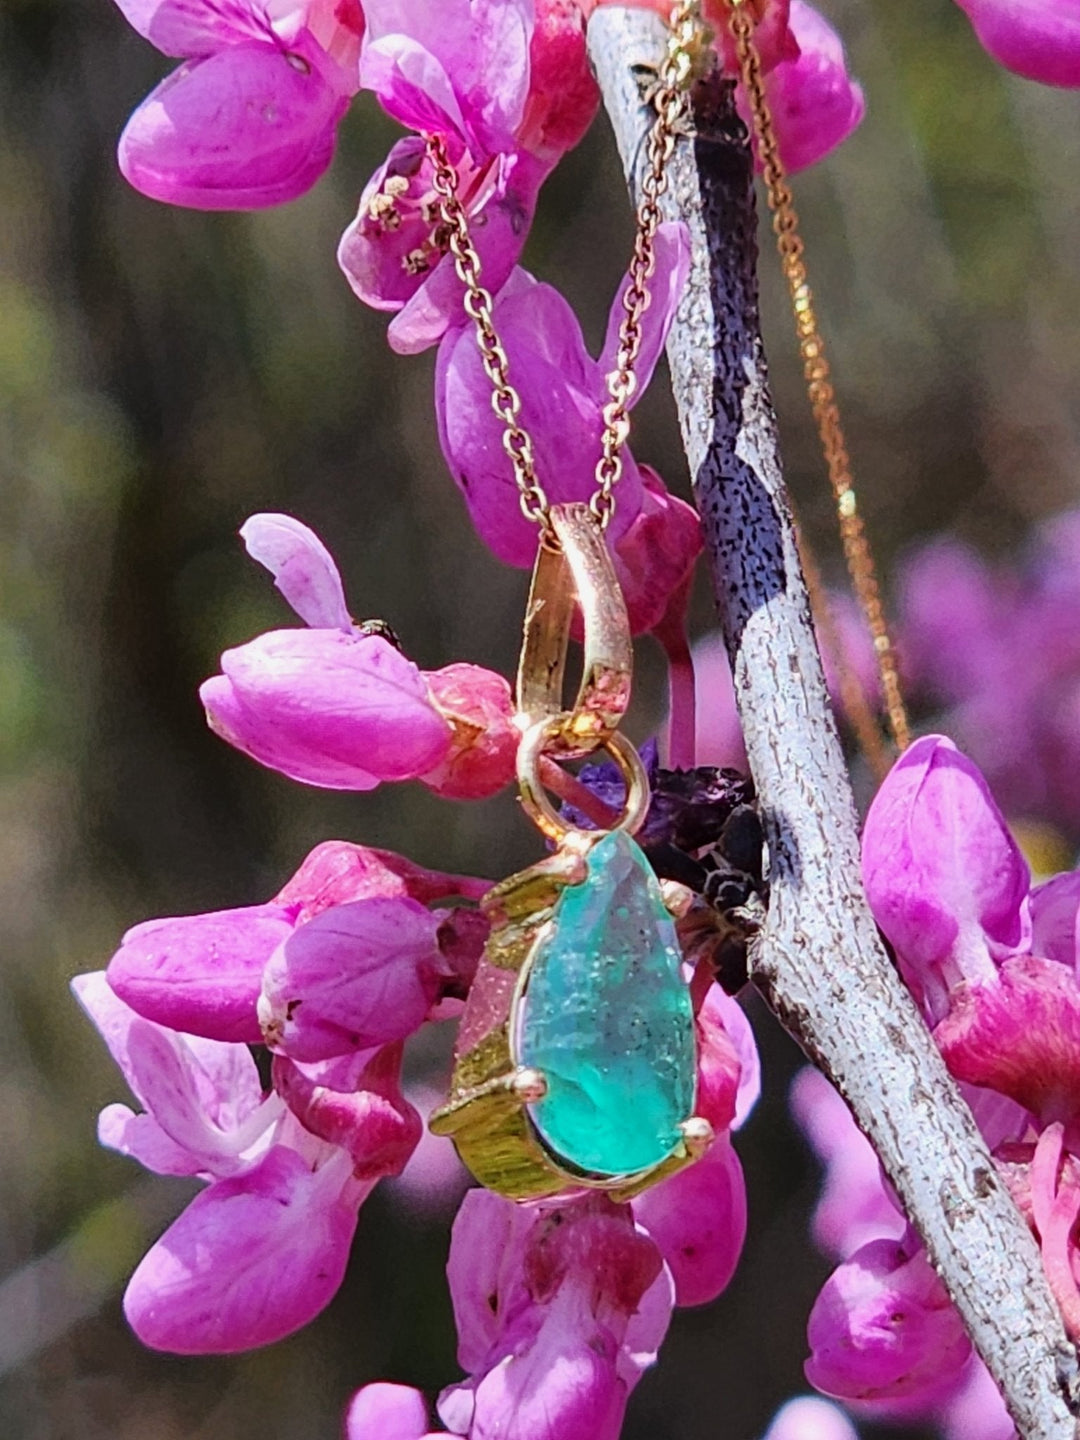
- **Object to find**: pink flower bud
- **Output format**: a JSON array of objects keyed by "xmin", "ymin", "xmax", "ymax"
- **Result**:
[
  {"xmin": 258, "ymin": 897, "xmax": 445, "ymax": 1061},
  {"xmin": 740, "ymin": 1, "xmax": 865, "ymax": 175},
  {"xmin": 420, "ymin": 664, "xmax": 519, "ymax": 799},
  {"xmin": 862, "ymin": 736, "xmax": 1029, "ymax": 1021},
  {"xmin": 517, "ymin": 0, "xmax": 600, "ymax": 160},
  {"xmin": 805, "ymin": 1230, "xmax": 972, "ymax": 1403},
  {"xmin": 953, "ymin": 0, "xmax": 1080, "ymax": 88},
  {"xmin": 200, "ymin": 629, "xmax": 453, "ymax": 790},
  {"xmin": 106, "ymin": 903, "xmax": 295, "ymax": 1045}
]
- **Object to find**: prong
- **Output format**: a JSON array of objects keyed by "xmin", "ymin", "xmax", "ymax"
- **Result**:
[
  {"xmin": 679, "ymin": 1115, "xmax": 715, "ymax": 1160},
  {"xmin": 511, "ymin": 1067, "xmax": 548, "ymax": 1103},
  {"xmin": 660, "ymin": 879, "xmax": 695, "ymax": 919}
]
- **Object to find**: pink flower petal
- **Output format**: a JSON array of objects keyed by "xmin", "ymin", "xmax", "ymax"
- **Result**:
[
  {"xmin": 1029, "ymin": 870, "xmax": 1080, "ymax": 968},
  {"xmin": 862, "ymin": 735, "xmax": 1029, "ymax": 1021},
  {"xmin": 98, "ymin": 1103, "xmax": 206, "ymax": 1176},
  {"xmin": 743, "ymin": 1, "xmax": 864, "ymax": 174},
  {"xmin": 275, "ymin": 839, "xmax": 490, "ymax": 917},
  {"xmin": 124, "ymin": 1144, "xmax": 360, "ymax": 1352},
  {"xmin": 123, "ymin": 1019, "xmax": 274, "ymax": 1175},
  {"xmin": 240, "ymin": 512, "xmax": 352, "ymax": 630},
  {"xmin": 360, "ymin": 0, "xmax": 533, "ymax": 154},
  {"xmin": 201, "ymin": 629, "xmax": 452, "ymax": 789},
  {"xmin": 345, "ymin": 1384, "xmax": 436, "ymax": 1440},
  {"xmin": 934, "ymin": 956, "xmax": 1080, "ymax": 1125},
  {"xmin": 119, "ymin": 31, "xmax": 350, "ymax": 210},
  {"xmin": 273, "ymin": 1044, "xmax": 422, "ymax": 1178},
  {"xmin": 790, "ymin": 1067, "xmax": 905, "ymax": 1261},
  {"xmin": 113, "ymin": 0, "xmax": 272, "ymax": 56},
  {"xmin": 435, "ymin": 266, "xmax": 650, "ymax": 567},
  {"xmin": 259, "ymin": 897, "xmax": 444, "ymax": 1061},
  {"xmin": 631, "ymin": 1135, "xmax": 747, "ymax": 1307},
  {"xmin": 461, "ymin": 1281, "xmax": 628, "ymax": 1440},
  {"xmin": 611, "ymin": 464, "xmax": 702, "ymax": 637},
  {"xmin": 695, "ymin": 984, "xmax": 743, "ymax": 1135},
  {"xmin": 106, "ymin": 903, "xmax": 294, "ymax": 1044},
  {"xmin": 419, "ymin": 663, "xmax": 517, "ymax": 799},
  {"xmin": 517, "ymin": 0, "xmax": 599, "ymax": 160},
  {"xmin": 954, "ymin": 0, "xmax": 1080, "ymax": 87},
  {"xmin": 805, "ymin": 1231, "xmax": 972, "ymax": 1403},
  {"xmin": 446, "ymin": 1189, "xmax": 536, "ymax": 1371}
]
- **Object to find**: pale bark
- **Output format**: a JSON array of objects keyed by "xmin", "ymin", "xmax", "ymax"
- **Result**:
[{"xmin": 588, "ymin": 9, "xmax": 1080, "ymax": 1436}]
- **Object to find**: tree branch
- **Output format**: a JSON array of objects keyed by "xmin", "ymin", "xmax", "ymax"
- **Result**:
[{"xmin": 588, "ymin": 9, "xmax": 1080, "ymax": 1436}]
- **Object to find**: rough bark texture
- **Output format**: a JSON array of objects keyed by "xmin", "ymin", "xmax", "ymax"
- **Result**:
[{"xmin": 589, "ymin": 9, "xmax": 1080, "ymax": 1437}]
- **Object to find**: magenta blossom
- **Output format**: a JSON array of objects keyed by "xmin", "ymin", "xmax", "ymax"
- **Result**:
[
  {"xmin": 898, "ymin": 512, "xmax": 1080, "ymax": 836},
  {"xmin": 861, "ymin": 734, "xmax": 1030, "ymax": 1023},
  {"xmin": 347, "ymin": 983, "xmax": 758, "ymax": 1436},
  {"xmin": 434, "ymin": 230, "xmax": 697, "ymax": 629},
  {"xmin": 340, "ymin": 0, "xmax": 599, "ymax": 354},
  {"xmin": 200, "ymin": 514, "xmax": 518, "ymax": 797},
  {"xmin": 738, "ymin": 0, "xmax": 865, "ymax": 174},
  {"xmin": 793, "ymin": 1064, "xmax": 1017, "ymax": 1433},
  {"xmin": 107, "ymin": 838, "xmax": 488, "ymax": 1047},
  {"xmin": 953, "ymin": 0, "xmax": 1080, "ymax": 87},
  {"xmin": 348, "ymin": 1190, "xmax": 675, "ymax": 1440},
  {"xmin": 113, "ymin": 0, "xmax": 364, "ymax": 208},
  {"xmin": 72, "ymin": 972, "xmax": 420, "ymax": 1352}
]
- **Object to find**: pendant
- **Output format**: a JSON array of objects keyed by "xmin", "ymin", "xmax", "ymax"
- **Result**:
[{"xmin": 430, "ymin": 504, "xmax": 710, "ymax": 1201}]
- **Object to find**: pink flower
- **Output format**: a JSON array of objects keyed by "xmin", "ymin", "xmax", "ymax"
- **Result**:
[
  {"xmin": 790, "ymin": 1067, "xmax": 905, "ymax": 1260},
  {"xmin": 72, "ymin": 972, "xmax": 420, "ymax": 1352},
  {"xmin": 896, "ymin": 511, "xmax": 1080, "ymax": 834},
  {"xmin": 434, "ymin": 231, "xmax": 695, "ymax": 624},
  {"xmin": 257, "ymin": 897, "xmax": 447, "ymax": 1060},
  {"xmin": 114, "ymin": 0, "xmax": 363, "ymax": 208},
  {"xmin": 347, "ymin": 1383, "xmax": 442, "ymax": 1440},
  {"xmin": 738, "ymin": 1, "xmax": 865, "ymax": 174},
  {"xmin": 437, "ymin": 1190, "xmax": 674, "ymax": 1440},
  {"xmin": 953, "ymin": 0, "xmax": 1080, "ymax": 87},
  {"xmin": 200, "ymin": 514, "xmax": 517, "ymax": 797},
  {"xmin": 805, "ymin": 1228, "xmax": 973, "ymax": 1404},
  {"xmin": 861, "ymin": 734, "xmax": 1030, "ymax": 1023},
  {"xmin": 630, "ymin": 1135, "xmax": 747, "ymax": 1307},
  {"xmin": 106, "ymin": 838, "xmax": 488, "ymax": 1045},
  {"xmin": 340, "ymin": 0, "xmax": 598, "ymax": 354}
]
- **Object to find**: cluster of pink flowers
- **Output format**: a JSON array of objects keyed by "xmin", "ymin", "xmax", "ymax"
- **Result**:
[
  {"xmin": 83, "ymin": 0, "xmax": 1080, "ymax": 1436},
  {"xmin": 778, "ymin": 732, "xmax": 1080, "ymax": 1435}
]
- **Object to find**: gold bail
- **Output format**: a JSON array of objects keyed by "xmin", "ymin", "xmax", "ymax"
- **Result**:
[{"xmin": 516, "ymin": 503, "xmax": 633, "ymax": 760}]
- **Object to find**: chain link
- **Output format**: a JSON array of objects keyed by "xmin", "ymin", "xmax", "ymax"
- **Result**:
[
  {"xmin": 426, "ymin": 133, "xmax": 553, "ymax": 536},
  {"xmin": 591, "ymin": 0, "xmax": 699, "ymax": 528},
  {"xmin": 726, "ymin": 0, "xmax": 910, "ymax": 755},
  {"xmin": 426, "ymin": 3, "xmax": 700, "ymax": 537}
]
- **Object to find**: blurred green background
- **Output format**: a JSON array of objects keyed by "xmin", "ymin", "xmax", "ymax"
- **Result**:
[{"xmin": 1, "ymin": 0, "xmax": 1078, "ymax": 1436}]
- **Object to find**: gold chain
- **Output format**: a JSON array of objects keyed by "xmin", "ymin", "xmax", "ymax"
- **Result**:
[
  {"xmin": 426, "ymin": 1, "xmax": 701, "ymax": 535},
  {"xmin": 427, "ymin": 132, "xmax": 552, "ymax": 535},
  {"xmin": 726, "ymin": 0, "xmax": 910, "ymax": 754}
]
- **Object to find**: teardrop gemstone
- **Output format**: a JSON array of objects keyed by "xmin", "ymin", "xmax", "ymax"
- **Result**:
[{"xmin": 517, "ymin": 829, "xmax": 695, "ymax": 1176}]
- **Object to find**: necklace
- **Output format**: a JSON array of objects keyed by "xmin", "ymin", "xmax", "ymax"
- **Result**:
[{"xmin": 428, "ymin": 4, "xmax": 708, "ymax": 1202}]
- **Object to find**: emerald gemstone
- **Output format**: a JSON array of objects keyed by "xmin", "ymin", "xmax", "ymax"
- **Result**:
[{"xmin": 517, "ymin": 829, "xmax": 695, "ymax": 1176}]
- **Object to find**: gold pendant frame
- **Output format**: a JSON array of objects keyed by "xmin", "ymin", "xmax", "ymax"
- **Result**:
[{"xmin": 429, "ymin": 502, "xmax": 712, "ymax": 1202}]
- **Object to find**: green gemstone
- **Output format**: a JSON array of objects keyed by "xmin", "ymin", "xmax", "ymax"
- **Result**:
[{"xmin": 517, "ymin": 829, "xmax": 695, "ymax": 1176}]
